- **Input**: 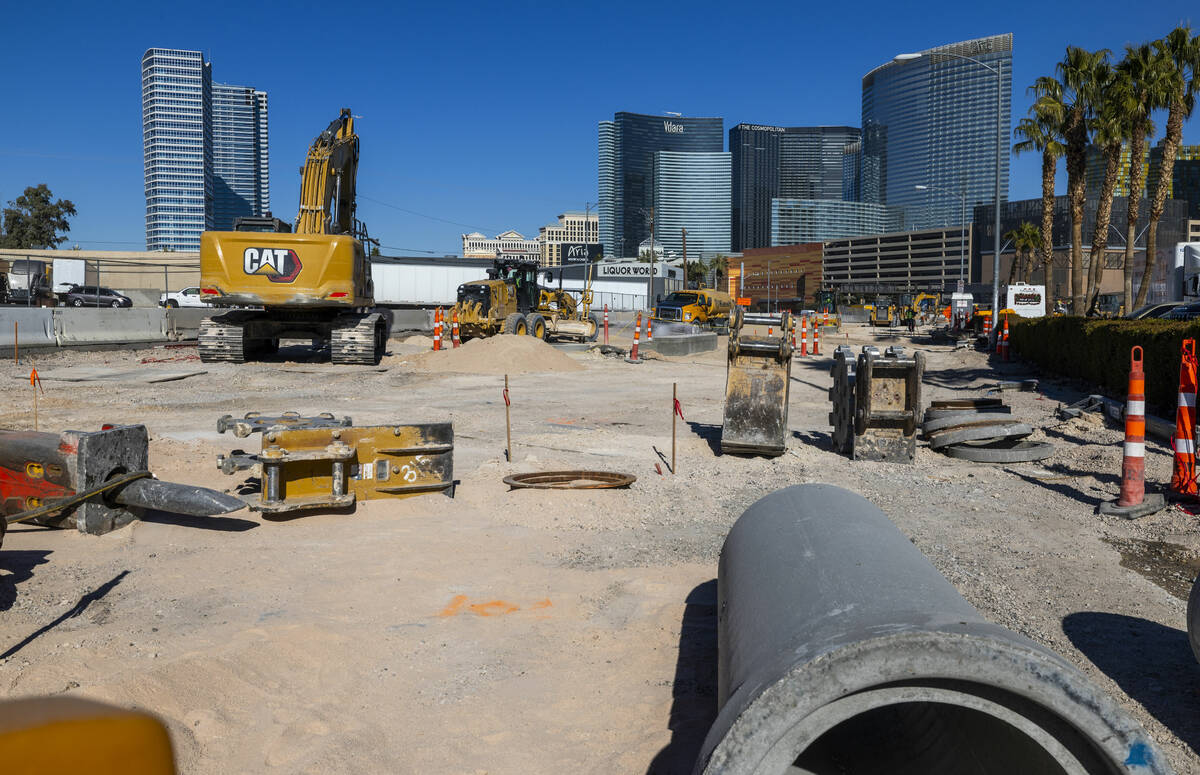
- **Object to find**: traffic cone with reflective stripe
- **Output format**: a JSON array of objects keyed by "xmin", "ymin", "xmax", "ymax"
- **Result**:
[
  {"xmin": 1000, "ymin": 316, "xmax": 1011, "ymax": 361},
  {"xmin": 451, "ymin": 309, "xmax": 461, "ymax": 348},
  {"xmin": 812, "ymin": 319, "xmax": 820, "ymax": 355},
  {"xmin": 603, "ymin": 305, "xmax": 609, "ymax": 345},
  {"xmin": 626, "ymin": 311, "xmax": 643, "ymax": 364},
  {"xmin": 1172, "ymin": 339, "xmax": 1198, "ymax": 498},
  {"xmin": 982, "ymin": 312, "xmax": 992, "ymax": 347},
  {"xmin": 800, "ymin": 316, "xmax": 808, "ymax": 357},
  {"xmin": 433, "ymin": 308, "xmax": 442, "ymax": 351},
  {"xmin": 647, "ymin": 316, "xmax": 653, "ymax": 344},
  {"xmin": 1100, "ymin": 346, "xmax": 1165, "ymax": 518}
]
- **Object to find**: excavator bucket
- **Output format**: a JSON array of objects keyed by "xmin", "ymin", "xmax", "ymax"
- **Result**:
[{"xmin": 721, "ymin": 311, "xmax": 793, "ymax": 456}]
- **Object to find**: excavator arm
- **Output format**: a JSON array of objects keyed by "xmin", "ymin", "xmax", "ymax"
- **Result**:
[{"xmin": 295, "ymin": 108, "xmax": 360, "ymax": 237}]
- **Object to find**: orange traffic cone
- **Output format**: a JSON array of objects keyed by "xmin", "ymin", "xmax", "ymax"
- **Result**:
[
  {"xmin": 452, "ymin": 309, "xmax": 461, "ymax": 348},
  {"xmin": 800, "ymin": 316, "xmax": 807, "ymax": 357},
  {"xmin": 433, "ymin": 308, "xmax": 443, "ymax": 351},
  {"xmin": 627, "ymin": 311, "xmax": 643, "ymax": 364},
  {"xmin": 1100, "ymin": 346, "xmax": 1165, "ymax": 517},
  {"xmin": 1172, "ymin": 339, "xmax": 1198, "ymax": 498}
]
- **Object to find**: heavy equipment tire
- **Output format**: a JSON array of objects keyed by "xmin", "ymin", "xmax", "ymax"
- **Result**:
[
  {"xmin": 585, "ymin": 314, "xmax": 600, "ymax": 342},
  {"xmin": 941, "ymin": 439, "xmax": 1054, "ymax": 463},
  {"xmin": 71, "ymin": 298, "xmax": 84, "ymax": 307},
  {"xmin": 503, "ymin": 313, "xmax": 527, "ymax": 335},
  {"xmin": 526, "ymin": 313, "xmax": 548, "ymax": 340}
]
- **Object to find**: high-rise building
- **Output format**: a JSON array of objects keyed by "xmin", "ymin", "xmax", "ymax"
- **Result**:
[
  {"xmin": 597, "ymin": 112, "xmax": 723, "ymax": 259},
  {"xmin": 142, "ymin": 48, "xmax": 213, "ymax": 252},
  {"xmin": 141, "ymin": 48, "xmax": 270, "ymax": 251},
  {"xmin": 860, "ymin": 33, "xmax": 1013, "ymax": 229},
  {"xmin": 1085, "ymin": 141, "xmax": 1200, "ymax": 219},
  {"xmin": 771, "ymin": 199, "xmax": 903, "ymax": 245},
  {"xmin": 730, "ymin": 124, "xmax": 861, "ymax": 251},
  {"xmin": 653, "ymin": 151, "xmax": 731, "ymax": 258},
  {"xmin": 212, "ymin": 84, "xmax": 270, "ymax": 231},
  {"xmin": 538, "ymin": 211, "xmax": 600, "ymax": 266}
]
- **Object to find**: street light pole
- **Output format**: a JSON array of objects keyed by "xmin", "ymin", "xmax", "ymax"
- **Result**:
[{"xmin": 896, "ymin": 49, "xmax": 1004, "ymax": 340}]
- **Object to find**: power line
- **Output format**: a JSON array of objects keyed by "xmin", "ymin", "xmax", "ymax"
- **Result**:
[{"xmin": 358, "ymin": 194, "xmax": 499, "ymax": 234}]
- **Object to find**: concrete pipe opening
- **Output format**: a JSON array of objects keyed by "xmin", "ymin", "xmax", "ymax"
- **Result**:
[
  {"xmin": 696, "ymin": 485, "xmax": 1169, "ymax": 775},
  {"xmin": 787, "ymin": 684, "xmax": 1117, "ymax": 775}
]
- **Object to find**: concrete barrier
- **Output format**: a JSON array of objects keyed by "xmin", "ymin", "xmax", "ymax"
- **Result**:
[
  {"xmin": 164, "ymin": 308, "xmax": 209, "ymax": 339},
  {"xmin": 839, "ymin": 307, "xmax": 870, "ymax": 324},
  {"xmin": 0, "ymin": 308, "xmax": 57, "ymax": 350},
  {"xmin": 55, "ymin": 308, "xmax": 168, "ymax": 345},
  {"xmin": 388, "ymin": 308, "xmax": 433, "ymax": 334},
  {"xmin": 649, "ymin": 332, "xmax": 718, "ymax": 356}
]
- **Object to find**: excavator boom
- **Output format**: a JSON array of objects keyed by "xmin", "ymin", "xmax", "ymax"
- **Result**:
[{"xmin": 295, "ymin": 109, "xmax": 360, "ymax": 237}]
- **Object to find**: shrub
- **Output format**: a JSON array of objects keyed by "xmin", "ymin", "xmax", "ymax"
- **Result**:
[{"xmin": 1009, "ymin": 316, "xmax": 1200, "ymax": 415}]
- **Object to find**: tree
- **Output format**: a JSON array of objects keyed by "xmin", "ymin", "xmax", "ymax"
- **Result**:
[
  {"xmin": 1085, "ymin": 63, "xmax": 1124, "ymax": 312},
  {"xmin": 1014, "ymin": 94, "xmax": 1065, "ymax": 297},
  {"xmin": 1004, "ymin": 222, "xmax": 1040, "ymax": 285},
  {"xmin": 0, "ymin": 184, "xmax": 77, "ymax": 249},
  {"xmin": 1136, "ymin": 26, "xmax": 1199, "ymax": 308},
  {"xmin": 1037, "ymin": 47, "xmax": 1110, "ymax": 313},
  {"xmin": 1118, "ymin": 43, "xmax": 1168, "ymax": 312}
]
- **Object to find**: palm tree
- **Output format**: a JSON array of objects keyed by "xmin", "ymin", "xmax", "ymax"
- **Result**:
[
  {"xmin": 1014, "ymin": 95, "xmax": 1065, "ymax": 298},
  {"xmin": 1037, "ymin": 47, "xmax": 1110, "ymax": 313},
  {"xmin": 1017, "ymin": 222, "xmax": 1042, "ymax": 284},
  {"xmin": 1118, "ymin": 43, "xmax": 1167, "ymax": 312},
  {"xmin": 1004, "ymin": 227, "xmax": 1023, "ymax": 284},
  {"xmin": 1136, "ymin": 26, "xmax": 1199, "ymax": 307},
  {"xmin": 1085, "ymin": 63, "xmax": 1124, "ymax": 312}
]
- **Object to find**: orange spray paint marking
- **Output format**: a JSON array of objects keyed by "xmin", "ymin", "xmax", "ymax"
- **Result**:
[
  {"xmin": 438, "ymin": 594, "xmax": 469, "ymax": 617},
  {"xmin": 530, "ymin": 599, "xmax": 553, "ymax": 610},
  {"xmin": 468, "ymin": 600, "xmax": 520, "ymax": 617}
]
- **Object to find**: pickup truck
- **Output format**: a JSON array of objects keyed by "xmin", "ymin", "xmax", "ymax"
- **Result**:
[{"xmin": 159, "ymin": 287, "xmax": 207, "ymax": 308}]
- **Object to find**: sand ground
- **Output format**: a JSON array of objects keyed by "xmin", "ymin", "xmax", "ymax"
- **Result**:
[{"xmin": 2, "ymin": 323, "xmax": 1199, "ymax": 774}]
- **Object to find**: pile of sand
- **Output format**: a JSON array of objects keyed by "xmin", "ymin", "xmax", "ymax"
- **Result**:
[
  {"xmin": 402, "ymin": 334, "xmax": 434, "ymax": 347},
  {"xmin": 397, "ymin": 335, "xmax": 584, "ymax": 374}
]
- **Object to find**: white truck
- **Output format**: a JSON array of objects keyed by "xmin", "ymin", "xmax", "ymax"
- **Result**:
[
  {"xmin": 159, "ymin": 286, "xmax": 207, "ymax": 308},
  {"xmin": 51, "ymin": 257, "xmax": 98, "ymax": 297}
]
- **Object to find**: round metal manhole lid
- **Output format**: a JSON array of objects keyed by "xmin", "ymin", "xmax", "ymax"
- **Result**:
[{"xmin": 503, "ymin": 470, "xmax": 636, "ymax": 489}]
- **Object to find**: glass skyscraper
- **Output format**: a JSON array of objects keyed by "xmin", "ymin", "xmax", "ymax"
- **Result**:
[
  {"xmin": 653, "ymin": 151, "xmax": 731, "ymax": 258},
  {"xmin": 860, "ymin": 33, "xmax": 1012, "ymax": 230},
  {"xmin": 141, "ymin": 49, "xmax": 270, "ymax": 251},
  {"xmin": 770, "ymin": 199, "xmax": 903, "ymax": 245},
  {"xmin": 142, "ymin": 48, "xmax": 212, "ymax": 252},
  {"xmin": 597, "ymin": 112, "xmax": 723, "ymax": 258},
  {"xmin": 212, "ymin": 84, "xmax": 270, "ymax": 231},
  {"xmin": 730, "ymin": 124, "xmax": 860, "ymax": 251}
]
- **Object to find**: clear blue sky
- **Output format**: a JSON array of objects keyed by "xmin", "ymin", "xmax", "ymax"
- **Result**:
[{"xmin": 0, "ymin": 0, "xmax": 1196, "ymax": 255}]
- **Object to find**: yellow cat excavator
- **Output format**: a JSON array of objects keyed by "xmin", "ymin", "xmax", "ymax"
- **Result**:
[{"xmin": 197, "ymin": 109, "xmax": 388, "ymax": 364}]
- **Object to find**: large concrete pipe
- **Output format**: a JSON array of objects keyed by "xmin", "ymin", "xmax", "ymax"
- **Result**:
[{"xmin": 695, "ymin": 484, "xmax": 1169, "ymax": 775}]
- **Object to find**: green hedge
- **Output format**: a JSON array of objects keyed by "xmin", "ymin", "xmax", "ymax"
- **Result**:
[{"xmin": 1009, "ymin": 316, "xmax": 1200, "ymax": 415}]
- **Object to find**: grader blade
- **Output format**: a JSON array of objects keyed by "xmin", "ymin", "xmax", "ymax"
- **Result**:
[{"xmin": 721, "ymin": 311, "xmax": 793, "ymax": 457}]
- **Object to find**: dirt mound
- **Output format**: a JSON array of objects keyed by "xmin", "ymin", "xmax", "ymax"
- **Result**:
[
  {"xmin": 396, "ymin": 334, "xmax": 584, "ymax": 374},
  {"xmin": 402, "ymin": 334, "xmax": 434, "ymax": 347}
]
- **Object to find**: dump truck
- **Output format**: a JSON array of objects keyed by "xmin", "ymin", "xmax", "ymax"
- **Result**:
[
  {"xmin": 653, "ymin": 288, "xmax": 731, "ymax": 329},
  {"xmin": 197, "ymin": 109, "xmax": 389, "ymax": 364}
]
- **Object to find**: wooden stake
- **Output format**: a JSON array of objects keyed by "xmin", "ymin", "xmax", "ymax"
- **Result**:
[
  {"xmin": 672, "ymin": 383, "xmax": 677, "ymax": 474},
  {"xmin": 504, "ymin": 374, "xmax": 512, "ymax": 462}
]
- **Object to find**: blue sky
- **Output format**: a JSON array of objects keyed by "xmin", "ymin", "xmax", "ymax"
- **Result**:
[{"xmin": 0, "ymin": 0, "xmax": 1196, "ymax": 255}]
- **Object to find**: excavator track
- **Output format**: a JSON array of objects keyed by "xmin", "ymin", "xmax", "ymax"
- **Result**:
[
  {"xmin": 331, "ymin": 312, "xmax": 386, "ymax": 365},
  {"xmin": 198, "ymin": 314, "xmax": 251, "ymax": 363}
]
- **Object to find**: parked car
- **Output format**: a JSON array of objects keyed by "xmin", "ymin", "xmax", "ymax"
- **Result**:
[
  {"xmin": 65, "ymin": 285, "xmax": 133, "ymax": 308},
  {"xmin": 159, "ymin": 286, "xmax": 206, "ymax": 308},
  {"xmin": 1126, "ymin": 301, "xmax": 1184, "ymax": 320},
  {"xmin": 1162, "ymin": 301, "xmax": 1200, "ymax": 321}
]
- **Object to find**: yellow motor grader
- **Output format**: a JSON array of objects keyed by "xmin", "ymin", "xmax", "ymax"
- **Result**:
[{"xmin": 452, "ymin": 258, "xmax": 598, "ymax": 343}]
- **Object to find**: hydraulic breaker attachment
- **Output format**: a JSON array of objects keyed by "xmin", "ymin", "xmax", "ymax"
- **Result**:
[
  {"xmin": 721, "ymin": 310, "xmax": 793, "ymax": 456},
  {"xmin": 252, "ymin": 423, "xmax": 454, "ymax": 514},
  {"xmin": 829, "ymin": 345, "xmax": 924, "ymax": 462},
  {"xmin": 0, "ymin": 425, "xmax": 245, "ymax": 539}
]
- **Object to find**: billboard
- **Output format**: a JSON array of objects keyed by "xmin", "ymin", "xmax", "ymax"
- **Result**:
[{"xmin": 560, "ymin": 243, "xmax": 603, "ymax": 263}]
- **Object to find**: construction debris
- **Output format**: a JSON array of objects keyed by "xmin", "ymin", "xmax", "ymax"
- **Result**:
[{"xmin": 923, "ymin": 398, "xmax": 1054, "ymax": 463}]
